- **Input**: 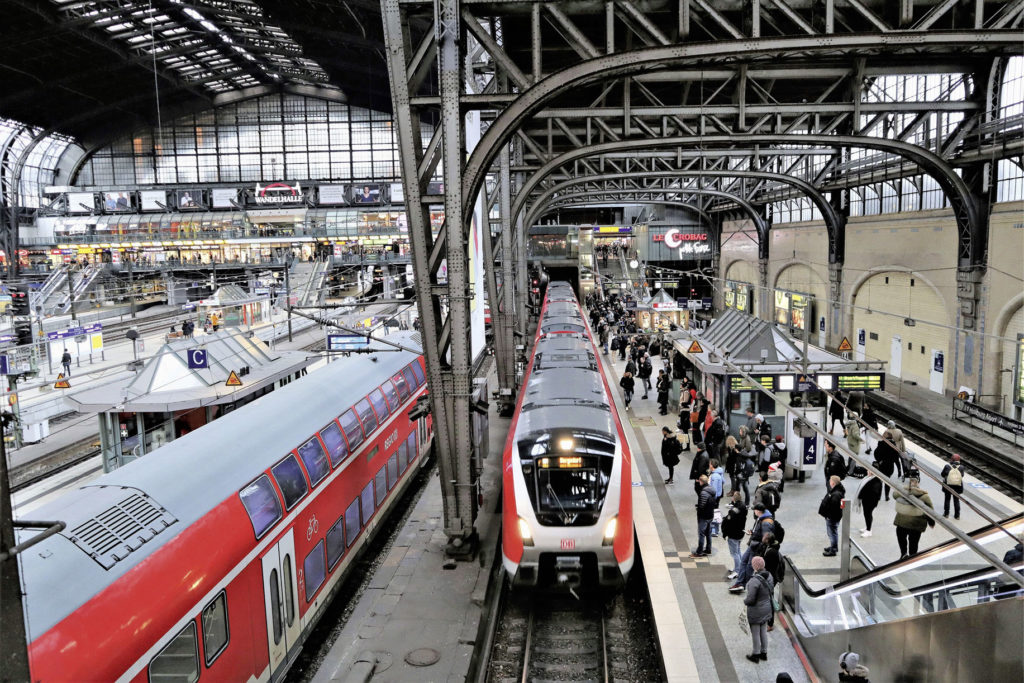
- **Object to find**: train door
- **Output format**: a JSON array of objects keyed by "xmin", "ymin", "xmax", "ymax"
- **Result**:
[{"xmin": 260, "ymin": 530, "xmax": 301, "ymax": 675}]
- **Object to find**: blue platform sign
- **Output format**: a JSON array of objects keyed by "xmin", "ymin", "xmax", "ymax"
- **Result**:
[
  {"xmin": 187, "ymin": 349, "xmax": 208, "ymax": 369},
  {"xmin": 0, "ymin": 355, "xmax": 8, "ymax": 375},
  {"xmin": 802, "ymin": 437, "xmax": 817, "ymax": 465},
  {"xmin": 327, "ymin": 334, "xmax": 369, "ymax": 351}
]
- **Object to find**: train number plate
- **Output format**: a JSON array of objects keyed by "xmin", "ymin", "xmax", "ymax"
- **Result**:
[{"xmin": 560, "ymin": 538, "xmax": 576, "ymax": 550}]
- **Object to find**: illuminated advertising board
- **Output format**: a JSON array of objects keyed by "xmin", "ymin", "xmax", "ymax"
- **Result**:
[
  {"xmin": 67, "ymin": 192, "xmax": 95, "ymax": 213},
  {"xmin": 139, "ymin": 190, "xmax": 167, "ymax": 211},
  {"xmin": 211, "ymin": 188, "xmax": 239, "ymax": 209},
  {"xmin": 790, "ymin": 293, "xmax": 809, "ymax": 331},
  {"xmin": 650, "ymin": 228, "xmax": 712, "ymax": 260},
  {"xmin": 774, "ymin": 290, "xmax": 790, "ymax": 325},
  {"xmin": 351, "ymin": 183, "xmax": 382, "ymax": 205},
  {"xmin": 102, "ymin": 191, "xmax": 133, "ymax": 212},
  {"xmin": 319, "ymin": 184, "xmax": 347, "ymax": 205},
  {"xmin": 254, "ymin": 182, "xmax": 303, "ymax": 206}
]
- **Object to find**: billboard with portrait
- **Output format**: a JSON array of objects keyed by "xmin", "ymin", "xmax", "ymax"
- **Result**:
[
  {"xmin": 350, "ymin": 183, "xmax": 381, "ymax": 205},
  {"xmin": 103, "ymin": 191, "xmax": 133, "ymax": 212},
  {"xmin": 177, "ymin": 190, "xmax": 202, "ymax": 210}
]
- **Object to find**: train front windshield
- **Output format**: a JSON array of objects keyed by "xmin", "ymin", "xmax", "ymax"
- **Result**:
[{"xmin": 538, "ymin": 468, "xmax": 599, "ymax": 513}]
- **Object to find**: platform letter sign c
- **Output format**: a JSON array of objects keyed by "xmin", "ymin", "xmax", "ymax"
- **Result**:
[{"xmin": 187, "ymin": 349, "xmax": 208, "ymax": 369}]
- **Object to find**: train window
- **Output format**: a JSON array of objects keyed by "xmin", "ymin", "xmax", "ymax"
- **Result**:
[
  {"xmin": 320, "ymin": 421, "xmax": 349, "ymax": 466},
  {"xmin": 344, "ymin": 498, "xmax": 361, "ymax": 547},
  {"xmin": 409, "ymin": 360, "xmax": 425, "ymax": 386},
  {"xmin": 271, "ymin": 455, "xmax": 309, "ymax": 510},
  {"xmin": 381, "ymin": 380, "xmax": 400, "ymax": 411},
  {"xmin": 239, "ymin": 475, "xmax": 283, "ymax": 539},
  {"xmin": 303, "ymin": 541, "xmax": 327, "ymax": 603},
  {"xmin": 406, "ymin": 432, "xmax": 417, "ymax": 461},
  {"xmin": 297, "ymin": 438, "xmax": 330, "ymax": 487},
  {"xmin": 368, "ymin": 388, "xmax": 390, "ymax": 421},
  {"xmin": 387, "ymin": 454, "xmax": 398, "ymax": 490},
  {"xmin": 392, "ymin": 372, "xmax": 409, "ymax": 401},
  {"xmin": 374, "ymin": 467, "xmax": 387, "ymax": 506},
  {"xmin": 326, "ymin": 515, "xmax": 346, "ymax": 569},
  {"xmin": 201, "ymin": 592, "xmax": 230, "ymax": 667},
  {"xmin": 397, "ymin": 441, "xmax": 407, "ymax": 472},
  {"xmin": 339, "ymin": 410, "xmax": 363, "ymax": 451},
  {"xmin": 148, "ymin": 622, "xmax": 199, "ymax": 683},
  {"xmin": 401, "ymin": 367, "xmax": 417, "ymax": 392},
  {"xmin": 355, "ymin": 398, "xmax": 378, "ymax": 433},
  {"xmin": 359, "ymin": 482, "xmax": 374, "ymax": 527},
  {"xmin": 268, "ymin": 569, "xmax": 282, "ymax": 644},
  {"xmin": 283, "ymin": 556, "xmax": 296, "ymax": 626}
]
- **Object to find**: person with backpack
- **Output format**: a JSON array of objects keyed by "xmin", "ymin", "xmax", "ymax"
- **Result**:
[
  {"xmin": 754, "ymin": 471, "xmax": 781, "ymax": 514},
  {"xmin": 819, "ymin": 475, "xmax": 847, "ymax": 557},
  {"xmin": 940, "ymin": 454, "xmax": 966, "ymax": 519},
  {"xmin": 823, "ymin": 440, "xmax": 847, "ymax": 491},
  {"xmin": 705, "ymin": 409, "xmax": 727, "ymax": 461},
  {"xmin": 843, "ymin": 411, "xmax": 863, "ymax": 467},
  {"xmin": 722, "ymin": 491, "xmax": 748, "ymax": 581},
  {"xmin": 729, "ymin": 503, "xmax": 774, "ymax": 593},
  {"xmin": 854, "ymin": 464, "xmax": 883, "ymax": 538},
  {"xmin": 660, "ymin": 427, "xmax": 682, "ymax": 484},
  {"xmin": 758, "ymin": 531, "xmax": 784, "ymax": 631},
  {"xmin": 692, "ymin": 474, "xmax": 716, "ymax": 558},
  {"xmin": 638, "ymin": 353, "xmax": 653, "ymax": 399},
  {"xmin": 689, "ymin": 442, "xmax": 710, "ymax": 496}
]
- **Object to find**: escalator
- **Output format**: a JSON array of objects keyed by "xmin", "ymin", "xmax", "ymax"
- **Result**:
[{"xmin": 781, "ymin": 514, "xmax": 1023, "ymax": 681}]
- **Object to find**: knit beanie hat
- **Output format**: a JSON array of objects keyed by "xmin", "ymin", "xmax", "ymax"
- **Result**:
[{"xmin": 752, "ymin": 556, "xmax": 766, "ymax": 571}]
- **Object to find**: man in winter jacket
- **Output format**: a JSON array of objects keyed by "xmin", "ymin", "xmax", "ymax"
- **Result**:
[
  {"xmin": 940, "ymin": 453, "xmax": 966, "ymax": 519},
  {"xmin": 691, "ymin": 475, "xmax": 716, "ymax": 557},
  {"xmin": 689, "ymin": 443, "xmax": 710, "ymax": 495},
  {"xmin": 729, "ymin": 504, "xmax": 773, "ymax": 592},
  {"xmin": 823, "ymin": 440, "xmax": 846, "ymax": 490},
  {"xmin": 705, "ymin": 409, "xmax": 726, "ymax": 460},
  {"xmin": 660, "ymin": 427, "xmax": 682, "ymax": 484},
  {"xmin": 656, "ymin": 369, "xmax": 671, "ymax": 415},
  {"xmin": 638, "ymin": 353, "xmax": 653, "ymax": 398},
  {"xmin": 753, "ymin": 471, "xmax": 781, "ymax": 513},
  {"xmin": 894, "ymin": 475, "xmax": 936, "ymax": 558},
  {"xmin": 819, "ymin": 475, "xmax": 846, "ymax": 557},
  {"xmin": 722, "ymin": 491, "xmax": 748, "ymax": 580}
]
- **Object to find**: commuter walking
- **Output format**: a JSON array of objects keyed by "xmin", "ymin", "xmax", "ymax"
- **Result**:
[
  {"xmin": 660, "ymin": 427, "xmax": 681, "ymax": 484},
  {"xmin": 855, "ymin": 464, "xmax": 883, "ymax": 537},
  {"xmin": 743, "ymin": 555, "xmax": 774, "ymax": 663},
  {"xmin": 619, "ymin": 371, "xmax": 635, "ymax": 409},
  {"xmin": 61, "ymin": 349, "xmax": 72, "ymax": 377},
  {"xmin": 692, "ymin": 474, "xmax": 716, "ymax": 557},
  {"xmin": 882, "ymin": 419, "xmax": 907, "ymax": 479},
  {"xmin": 873, "ymin": 437, "xmax": 898, "ymax": 501},
  {"xmin": 819, "ymin": 475, "xmax": 846, "ymax": 557},
  {"xmin": 941, "ymin": 454, "xmax": 966, "ymax": 519},
  {"xmin": 638, "ymin": 353, "xmax": 653, "ymax": 398},
  {"xmin": 893, "ymin": 475, "xmax": 936, "ymax": 559},
  {"xmin": 828, "ymin": 390, "xmax": 846, "ymax": 435},
  {"xmin": 843, "ymin": 411, "xmax": 862, "ymax": 467},
  {"xmin": 722, "ymin": 491, "xmax": 748, "ymax": 581}
]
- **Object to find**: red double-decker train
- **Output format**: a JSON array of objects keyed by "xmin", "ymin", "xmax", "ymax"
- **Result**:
[{"xmin": 21, "ymin": 331, "xmax": 431, "ymax": 682}]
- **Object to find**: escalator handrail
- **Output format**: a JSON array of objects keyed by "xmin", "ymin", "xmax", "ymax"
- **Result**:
[{"xmin": 784, "ymin": 512, "xmax": 1024, "ymax": 599}]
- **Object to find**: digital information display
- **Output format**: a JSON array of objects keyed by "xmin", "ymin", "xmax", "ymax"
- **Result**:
[
  {"xmin": 835, "ymin": 373, "xmax": 885, "ymax": 390},
  {"xmin": 730, "ymin": 376, "xmax": 776, "ymax": 392},
  {"xmin": 729, "ymin": 373, "xmax": 884, "ymax": 392}
]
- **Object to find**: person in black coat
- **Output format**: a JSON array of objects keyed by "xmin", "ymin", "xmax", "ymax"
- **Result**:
[
  {"xmin": 823, "ymin": 440, "xmax": 847, "ymax": 491},
  {"xmin": 855, "ymin": 464, "xmax": 883, "ymax": 537},
  {"xmin": 873, "ymin": 439, "xmax": 898, "ymax": 501},
  {"xmin": 689, "ymin": 442, "xmax": 709, "ymax": 495},
  {"xmin": 660, "ymin": 427, "xmax": 682, "ymax": 484},
  {"xmin": 819, "ymin": 476, "xmax": 846, "ymax": 556},
  {"xmin": 829, "ymin": 391, "xmax": 846, "ymax": 435},
  {"xmin": 656, "ymin": 370, "xmax": 671, "ymax": 415},
  {"xmin": 619, "ymin": 371, "xmax": 635, "ymax": 408}
]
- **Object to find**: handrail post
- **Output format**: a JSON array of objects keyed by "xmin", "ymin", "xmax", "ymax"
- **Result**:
[{"xmin": 840, "ymin": 498, "xmax": 852, "ymax": 583}]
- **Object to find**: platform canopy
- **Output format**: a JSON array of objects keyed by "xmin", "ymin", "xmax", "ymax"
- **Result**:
[{"xmin": 67, "ymin": 330, "xmax": 315, "ymax": 412}]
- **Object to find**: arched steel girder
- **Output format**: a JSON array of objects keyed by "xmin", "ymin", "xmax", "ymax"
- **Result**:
[
  {"xmin": 520, "ymin": 170, "xmax": 841, "ymax": 261},
  {"xmin": 507, "ymin": 134, "xmax": 984, "ymax": 267},
  {"xmin": 539, "ymin": 187, "xmax": 767, "ymax": 245},
  {"xmin": 532, "ymin": 199, "xmax": 714, "ymax": 226},
  {"xmin": 460, "ymin": 33, "xmax": 1021, "ymax": 268}
]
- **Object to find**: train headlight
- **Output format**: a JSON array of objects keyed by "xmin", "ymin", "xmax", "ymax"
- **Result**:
[
  {"xmin": 518, "ymin": 517, "xmax": 535, "ymax": 546},
  {"xmin": 602, "ymin": 517, "xmax": 618, "ymax": 546},
  {"xmin": 557, "ymin": 437, "xmax": 575, "ymax": 452}
]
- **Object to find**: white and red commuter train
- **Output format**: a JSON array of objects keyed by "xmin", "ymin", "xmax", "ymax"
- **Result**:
[
  {"xmin": 20, "ymin": 331, "xmax": 432, "ymax": 682},
  {"xmin": 502, "ymin": 281, "xmax": 634, "ymax": 589}
]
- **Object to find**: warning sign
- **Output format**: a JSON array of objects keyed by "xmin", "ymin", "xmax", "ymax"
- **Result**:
[
  {"xmin": 837, "ymin": 337, "xmax": 853, "ymax": 352},
  {"xmin": 687, "ymin": 340, "xmax": 704, "ymax": 354},
  {"xmin": 225, "ymin": 370, "xmax": 243, "ymax": 387},
  {"xmin": 54, "ymin": 374, "xmax": 71, "ymax": 389}
]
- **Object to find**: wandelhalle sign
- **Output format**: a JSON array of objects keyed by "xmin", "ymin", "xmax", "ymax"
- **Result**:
[
  {"xmin": 651, "ymin": 229, "xmax": 712, "ymax": 260},
  {"xmin": 253, "ymin": 181, "xmax": 305, "ymax": 206}
]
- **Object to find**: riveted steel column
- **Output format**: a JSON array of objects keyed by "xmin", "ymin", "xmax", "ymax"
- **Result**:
[
  {"xmin": 512, "ymin": 137, "xmax": 530, "ymax": 336},
  {"xmin": 381, "ymin": 0, "xmax": 475, "ymax": 549},
  {"xmin": 437, "ymin": 0, "xmax": 477, "ymax": 547},
  {"xmin": 496, "ymin": 144, "xmax": 517, "ymax": 414}
]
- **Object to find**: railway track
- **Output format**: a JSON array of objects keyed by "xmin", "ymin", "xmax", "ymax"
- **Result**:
[
  {"xmin": 11, "ymin": 443, "xmax": 102, "ymax": 492},
  {"xmin": 868, "ymin": 400, "xmax": 1024, "ymax": 500}
]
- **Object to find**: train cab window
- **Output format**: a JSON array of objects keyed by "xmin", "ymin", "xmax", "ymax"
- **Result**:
[
  {"xmin": 339, "ymin": 409, "xmax": 364, "ymax": 450},
  {"xmin": 303, "ymin": 541, "xmax": 327, "ymax": 602},
  {"xmin": 387, "ymin": 454, "xmax": 399, "ymax": 490},
  {"xmin": 401, "ymin": 367, "xmax": 417, "ymax": 392},
  {"xmin": 409, "ymin": 361, "xmax": 425, "ymax": 386},
  {"xmin": 297, "ymin": 438, "xmax": 330, "ymax": 487},
  {"xmin": 381, "ymin": 380, "xmax": 401, "ymax": 411},
  {"xmin": 359, "ymin": 482, "xmax": 374, "ymax": 528},
  {"xmin": 271, "ymin": 455, "xmax": 309, "ymax": 510},
  {"xmin": 344, "ymin": 498, "xmax": 361, "ymax": 547},
  {"xmin": 374, "ymin": 467, "xmax": 387, "ymax": 506},
  {"xmin": 319, "ymin": 421, "xmax": 349, "ymax": 466},
  {"xmin": 201, "ymin": 592, "xmax": 230, "ymax": 667},
  {"xmin": 239, "ymin": 475, "xmax": 283, "ymax": 539},
  {"xmin": 355, "ymin": 398, "xmax": 378, "ymax": 433},
  {"xmin": 392, "ymin": 372, "xmax": 410, "ymax": 401},
  {"xmin": 368, "ymin": 388, "xmax": 390, "ymax": 421},
  {"xmin": 326, "ymin": 515, "xmax": 346, "ymax": 569},
  {"xmin": 148, "ymin": 622, "xmax": 199, "ymax": 683}
]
